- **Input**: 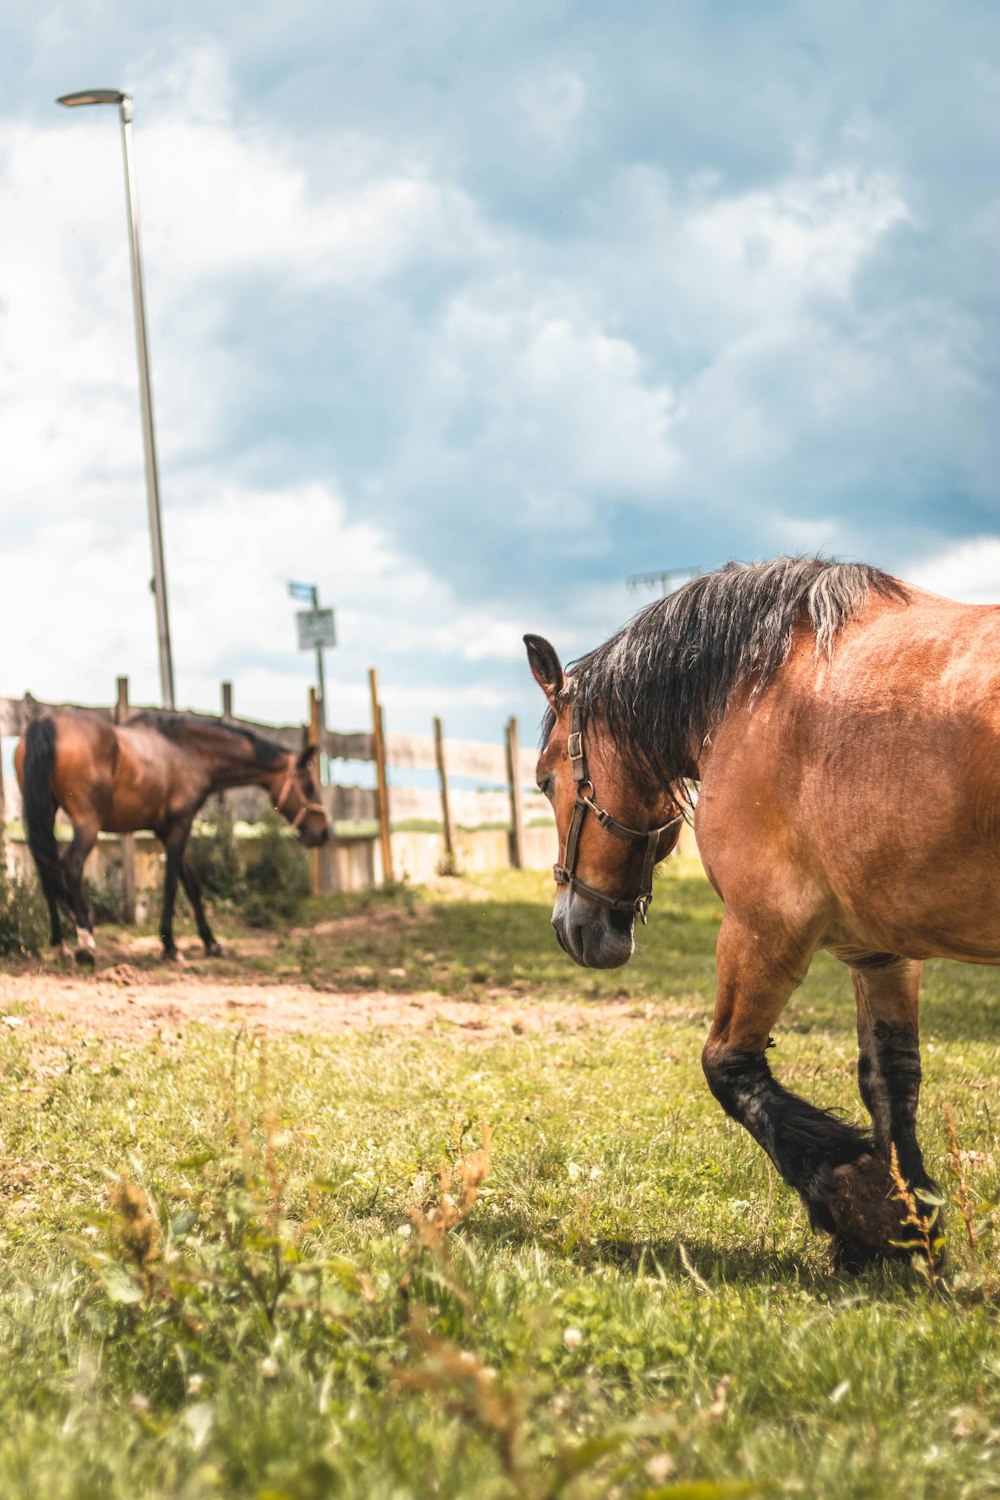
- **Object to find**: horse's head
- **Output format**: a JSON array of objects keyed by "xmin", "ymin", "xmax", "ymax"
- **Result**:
[
  {"xmin": 525, "ymin": 634, "xmax": 683, "ymax": 969},
  {"xmin": 271, "ymin": 745, "xmax": 331, "ymax": 847}
]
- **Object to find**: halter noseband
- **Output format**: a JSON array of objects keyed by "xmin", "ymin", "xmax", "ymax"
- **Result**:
[
  {"xmin": 274, "ymin": 760, "xmax": 328, "ymax": 831},
  {"xmin": 552, "ymin": 705, "xmax": 682, "ymax": 925}
]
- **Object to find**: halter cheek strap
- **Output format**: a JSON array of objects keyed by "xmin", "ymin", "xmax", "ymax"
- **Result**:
[
  {"xmin": 274, "ymin": 763, "xmax": 327, "ymax": 830},
  {"xmin": 552, "ymin": 706, "xmax": 682, "ymax": 924}
]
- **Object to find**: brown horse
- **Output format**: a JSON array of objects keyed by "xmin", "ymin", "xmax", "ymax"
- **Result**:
[
  {"xmin": 15, "ymin": 710, "xmax": 329, "ymax": 964},
  {"xmin": 525, "ymin": 556, "xmax": 1000, "ymax": 1268}
]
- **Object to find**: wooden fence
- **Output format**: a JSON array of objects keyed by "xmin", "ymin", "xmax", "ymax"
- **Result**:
[{"xmin": 0, "ymin": 676, "xmax": 556, "ymax": 898}]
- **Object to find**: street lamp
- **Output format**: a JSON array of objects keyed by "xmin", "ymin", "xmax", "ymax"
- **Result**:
[{"xmin": 56, "ymin": 88, "xmax": 176, "ymax": 709}]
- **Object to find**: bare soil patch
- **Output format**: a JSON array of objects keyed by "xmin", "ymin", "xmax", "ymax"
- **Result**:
[{"xmin": 0, "ymin": 960, "xmax": 685, "ymax": 1050}]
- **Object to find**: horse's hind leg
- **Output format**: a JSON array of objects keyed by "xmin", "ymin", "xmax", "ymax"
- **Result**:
[
  {"xmin": 179, "ymin": 854, "xmax": 223, "ymax": 957},
  {"xmin": 62, "ymin": 822, "xmax": 99, "ymax": 965},
  {"xmin": 702, "ymin": 912, "xmax": 903, "ymax": 1264},
  {"xmin": 851, "ymin": 955, "xmax": 939, "ymax": 1221}
]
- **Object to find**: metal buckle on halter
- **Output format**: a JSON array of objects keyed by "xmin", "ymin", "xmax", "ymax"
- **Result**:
[{"xmin": 567, "ymin": 731, "xmax": 583, "ymax": 761}]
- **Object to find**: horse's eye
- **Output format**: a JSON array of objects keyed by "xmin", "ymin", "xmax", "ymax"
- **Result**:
[{"xmin": 537, "ymin": 776, "xmax": 554, "ymax": 799}]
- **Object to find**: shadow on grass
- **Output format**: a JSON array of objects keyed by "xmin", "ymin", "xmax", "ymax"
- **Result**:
[{"xmin": 452, "ymin": 1211, "xmax": 927, "ymax": 1294}]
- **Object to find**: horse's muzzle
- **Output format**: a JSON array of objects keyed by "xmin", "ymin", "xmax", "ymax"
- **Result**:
[
  {"xmin": 551, "ymin": 889, "xmax": 635, "ymax": 969},
  {"xmin": 302, "ymin": 824, "xmax": 331, "ymax": 848}
]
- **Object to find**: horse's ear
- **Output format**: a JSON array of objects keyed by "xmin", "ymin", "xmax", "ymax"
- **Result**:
[
  {"xmin": 297, "ymin": 743, "xmax": 317, "ymax": 770},
  {"xmin": 524, "ymin": 634, "xmax": 564, "ymax": 702}
]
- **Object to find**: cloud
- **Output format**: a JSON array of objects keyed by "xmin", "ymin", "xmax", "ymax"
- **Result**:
[
  {"xmin": 0, "ymin": 472, "xmax": 538, "ymax": 723},
  {"xmin": 506, "ymin": 61, "xmax": 589, "ymax": 153},
  {"xmin": 4, "ymin": 10, "xmax": 1000, "ymax": 744},
  {"xmin": 905, "ymin": 537, "xmax": 1000, "ymax": 605}
]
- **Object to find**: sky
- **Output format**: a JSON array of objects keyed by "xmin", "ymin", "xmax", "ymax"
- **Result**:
[{"xmin": 1, "ymin": 1, "xmax": 999, "ymax": 750}]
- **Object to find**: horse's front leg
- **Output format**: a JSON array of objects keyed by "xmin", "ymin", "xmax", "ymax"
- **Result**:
[
  {"xmin": 851, "ymin": 954, "xmax": 940, "ymax": 1229},
  {"xmin": 702, "ymin": 913, "xmax": 898, "ymax": 1266},
  {"xmin": 158, "ymin": 819, "xmax": 193, "ymax": 961}
]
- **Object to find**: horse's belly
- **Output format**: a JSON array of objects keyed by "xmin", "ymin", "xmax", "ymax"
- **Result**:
[
  {"xmin": 104, "ymin": 759, "xmax": 174, "ymax": 833},
  {"xmin": 829, "ymin": 856, "xmax": 1000, "ymax": 965}
]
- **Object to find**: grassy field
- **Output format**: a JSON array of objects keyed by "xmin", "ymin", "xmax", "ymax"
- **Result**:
[{"xmin": 2, "ymin": 862, "xmax": 1000, "ymax": 1498}]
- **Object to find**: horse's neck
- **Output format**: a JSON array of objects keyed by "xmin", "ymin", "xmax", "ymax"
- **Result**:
[
  {"xmin": 196, "ymin": 735, "xmax": 280, "ymax": 793},
  {"xmin": 208, "ymin": 758, "xmax": 277, "ymax": 793}
]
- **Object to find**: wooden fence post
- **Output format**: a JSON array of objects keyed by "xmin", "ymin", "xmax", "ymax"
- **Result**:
[
  {"xmin": 433, "ymin": 715, "xmax": 455, "ymax": 870},
  {"xmin": 506, "ymin": 716, "xmax": 524, "ymax": 870},
  {"xmin": 115, "ymin": 677, "xmax": 137, "ymax": 923},
  {"xmin": 214, "ymin": 682, "xmax": 234, "ymax": 816},
  {"xmin": 368, "ymin": 667, "xmax": 394, "ymax": 884}
]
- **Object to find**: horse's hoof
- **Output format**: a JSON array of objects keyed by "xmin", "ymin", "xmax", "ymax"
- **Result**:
[
  {"xmin": 161, "ymin": 949, "xmax": 183, "ymax": 965},
  {"xmin": 824, "ymin": 1154, "xmax": 915, "ymax": 1263},
  {"xmin": 832, "ymin": 1234, "xmax": 883, "ymax": 1274},
  {"xmin": 74, "ymin": 946, "xmax": 96, "ymax": 968},
  {"xmin": 206, "ymin": 942, "xmax": 224, "ymax": 958}
]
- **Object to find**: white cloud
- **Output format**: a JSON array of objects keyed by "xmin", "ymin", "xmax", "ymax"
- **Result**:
[
  {"xmin": 507, "ymin": 61, "xmax": 588, "ymax": 151},
  {"xmin": 905, "ymin": 537, "xmax": 1000, "ymax": 604},
  {"xmin": 0, "ymin": 473, "xmax": 538, "ymax": 722},
  {"xmin": 385, "ymin": 291, "xmax": 679, "ymax": 545},
  {"xmin": 3, "ymin": 23, "xmax": 997, "ymax": 750},
  {"xmin": 603, "ymin": 164, "xmax": 910, "ymax": 356}
]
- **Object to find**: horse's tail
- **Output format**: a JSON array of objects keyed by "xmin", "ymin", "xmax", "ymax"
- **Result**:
[{"xmin": 21, "ymin": 718, "xmax": 68, "ymax": 910}]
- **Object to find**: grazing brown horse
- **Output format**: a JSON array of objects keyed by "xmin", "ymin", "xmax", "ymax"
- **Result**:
[
  {"xmin": 525, "ymin": 556, "xmax": 1000, "ymax": 1268},
  {"xmin": 15, "ymin": 711, "xmax": 329, "ymax": 964}
]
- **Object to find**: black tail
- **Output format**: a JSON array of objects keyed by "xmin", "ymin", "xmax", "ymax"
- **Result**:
[{"xmin": 21, "ymin": 718, "xmax": 69, "ymax": 912}]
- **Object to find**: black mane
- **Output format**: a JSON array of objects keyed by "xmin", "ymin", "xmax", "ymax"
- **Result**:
[
  {"xmin": 129, "ymin": 711, "xmax": 287, "ymax": 769},
  {"xmin": 558, "ymin": 557, "xmax": 908, "ymax": 796}
]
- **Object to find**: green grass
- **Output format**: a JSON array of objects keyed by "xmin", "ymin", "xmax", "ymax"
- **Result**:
[{"xmin": 2, "ymin": 863, "xmax": 1000, "ymax": 1497}]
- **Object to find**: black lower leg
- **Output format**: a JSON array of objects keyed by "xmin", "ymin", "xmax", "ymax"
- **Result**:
[
  {"xmin": 703, "ymin": 1044, "xmax": 873, "ymax": 1234},
  {"xmin": 160, "ymin": 850, "xmax": 181, "ymax": 958},
  {"xmin": 858, "ymin": 1020, "xmax": 933, "ymax": 1191},
  {"xmin": 179, "ymin": 858, "xmax": 221, "ymax": 955},
  {"xmin": 44, "ymin": 886, "xmax": 63, "ymax": 948}
]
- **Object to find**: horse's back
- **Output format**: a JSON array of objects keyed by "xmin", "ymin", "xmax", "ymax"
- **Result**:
[
  {"xmin": 102, "ymin": 721, "xmax": 200, "ymax": 833},
  {"xmin": 698, "ymin": 590, "xmax": 1000, "ymax": 963}
]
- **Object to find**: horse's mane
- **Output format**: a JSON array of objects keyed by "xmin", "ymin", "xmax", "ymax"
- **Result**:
[
  {"xmin": 558, "ymin": 556, "xmax": 909, "ymax": 796},
  {"xmin": 129, "ymin": 711, "xmax": 287, "ymax": 769}
]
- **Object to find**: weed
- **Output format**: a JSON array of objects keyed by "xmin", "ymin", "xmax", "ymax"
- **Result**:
[
  {"xmin": 889, "ymin": 1145, "xmax": 946, "ymax": 1291},
  {"xmin": 240, "ymin": 809, "xmax": 311, "ymax": 927},
  {"xmin": 84, "ymin": 857, "xmax": 128, "ymax": 924},
  {"xmin": 5, "ymin": 869, "xmax": 1000, "ymax": 1498},
  {"xmin": 188, "ymin": 803, "xmax": 243, "ymax": 906}
]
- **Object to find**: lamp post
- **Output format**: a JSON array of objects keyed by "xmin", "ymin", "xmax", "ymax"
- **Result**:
[{"xmin": 57, "ymin": 88, "xmax": 176, "ymax": 709}]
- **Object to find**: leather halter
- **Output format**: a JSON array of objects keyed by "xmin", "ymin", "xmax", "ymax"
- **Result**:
[
  {"xmin": 552, "ymin": 705, "xmax": 682, "ymax": 924},
  {"xmin": 274, "ymin": 761, "xmax": 328, "ymax": 831}
]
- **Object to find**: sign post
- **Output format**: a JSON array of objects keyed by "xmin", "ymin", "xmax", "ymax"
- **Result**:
[{"xmin": 288, "ymin": 582, "xmax": 335, "ymax": 730}]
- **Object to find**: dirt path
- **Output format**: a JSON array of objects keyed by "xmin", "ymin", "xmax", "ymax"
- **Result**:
[{"xmin": 0, "ymin": 960, "xmax": 678, "ymax": 1049}]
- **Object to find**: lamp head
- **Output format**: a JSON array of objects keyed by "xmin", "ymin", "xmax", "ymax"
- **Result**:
[{"xmin": 56, "ymin": 89, "xmax": 132, "ymax": 119}]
